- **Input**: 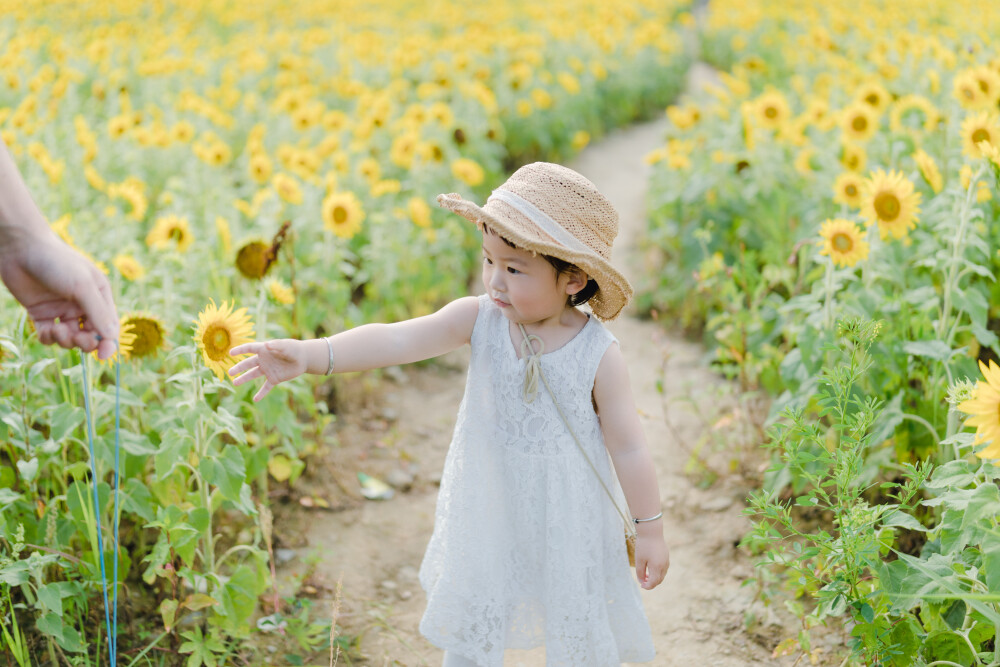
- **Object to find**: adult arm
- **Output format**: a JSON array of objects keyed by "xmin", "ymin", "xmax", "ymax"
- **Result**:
[{"xmin": 0, "ymin": 138, "xmax": 119, "ymax": 358}]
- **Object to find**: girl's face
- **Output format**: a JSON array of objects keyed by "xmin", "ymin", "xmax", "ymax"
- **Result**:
[{"xmin": 481, "ymin": 230, "xmax": 585, "ymax": 324}]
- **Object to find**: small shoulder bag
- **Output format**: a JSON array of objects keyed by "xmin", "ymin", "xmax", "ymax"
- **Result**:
[{"xmin": 517, "ymin": 322, "xmax": 638, "ymax": 566}]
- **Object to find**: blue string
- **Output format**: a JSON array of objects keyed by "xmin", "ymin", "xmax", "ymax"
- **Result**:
[{"xmin": 80, "ymin": 345, "xmax": 120, "ymax": 666}]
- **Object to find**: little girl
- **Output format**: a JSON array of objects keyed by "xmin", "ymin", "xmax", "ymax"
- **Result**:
[{"xmin": 229, "ymin": 162, "xmax": 669, "ymax": 667}]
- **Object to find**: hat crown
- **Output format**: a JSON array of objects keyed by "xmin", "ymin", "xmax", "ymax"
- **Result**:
[{"xmin": 496, "ymin": 162, "xmax": 619, "ymax": 259}]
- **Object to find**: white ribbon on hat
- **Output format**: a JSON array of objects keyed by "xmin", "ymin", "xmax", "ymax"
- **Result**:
[{"xmin": 487, "ymin": 189, "xmax": 600, "ymax": 260}]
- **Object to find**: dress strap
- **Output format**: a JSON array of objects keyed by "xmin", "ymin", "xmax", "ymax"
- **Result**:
[{"xmin": 519, "ymin": 330, "xmax": 545, "ymax": 403}]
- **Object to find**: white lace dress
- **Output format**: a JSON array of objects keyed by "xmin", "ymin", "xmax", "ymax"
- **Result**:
[{"xmin": 418, "ymin": 294, "xmax": 655, "ymax": 666}]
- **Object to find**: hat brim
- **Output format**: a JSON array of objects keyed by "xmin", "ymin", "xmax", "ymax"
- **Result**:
[{"xmin": 437, "ymin": 192, "xmax": 633, "ymax": 321}]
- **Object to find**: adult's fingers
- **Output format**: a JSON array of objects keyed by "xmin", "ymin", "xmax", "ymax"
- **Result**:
[
  {"xmin": 229, "ymin": 343, "xmax": 263, "ymax": 358},
  {"xmin": 74, "ymin": 266, "xmax": 119, "ymax": 343},
  {"xmin": 228, "ymin": 353, "xmax": 260, "ymax": 376},
  {"xmin": 253, "ymin": 380, "xmax": 273, "ymax": 402}
]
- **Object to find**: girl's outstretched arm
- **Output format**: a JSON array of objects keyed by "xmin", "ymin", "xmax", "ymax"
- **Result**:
[
  {"xmin": 229, "ymin": 295, "xmax": 479, "ymax": 401},
  {"xmin": 593, "ymin": 342, "xmax": 670, "ymax": 590}
]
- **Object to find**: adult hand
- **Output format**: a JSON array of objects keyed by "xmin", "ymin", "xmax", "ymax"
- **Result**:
[
  {"xmin": 0, "ymin": 232, "xmax": 119, "ymax": 359},
  {"xmin": 229, "ymin": 339, "xmax": 308, "ymax": 402}
]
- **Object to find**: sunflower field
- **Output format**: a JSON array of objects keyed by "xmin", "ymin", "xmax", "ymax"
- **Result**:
[
  {"xmin": 640, "ymin": 0, "xmax": 1000, "ymax": 664},
  {"xmin": 0, "ymin": 0, "xmax": 692, "ymax": 662}
]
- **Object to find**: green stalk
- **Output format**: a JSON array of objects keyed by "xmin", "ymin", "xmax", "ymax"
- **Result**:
[
  {"xmin": 936, "ymin": 163, "xmax": 986, "ymax": 343},
  {"xmin": 823, "ymin": 258, "xmax": 835, "ymax": 331}
]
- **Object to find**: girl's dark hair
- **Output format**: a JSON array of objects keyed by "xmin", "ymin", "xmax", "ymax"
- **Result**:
[{"xmin": 484, "ymin": 226, "xmax": 599, "ymax": 307}]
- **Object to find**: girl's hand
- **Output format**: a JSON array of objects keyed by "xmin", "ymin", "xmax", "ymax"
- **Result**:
[
  {"xmin": 229, "ymin": 339, "xmax": 307, "ymax": 402},
  {"xmin": 634, "ymin": 528, "xmax": 670, "ymax": 590}
]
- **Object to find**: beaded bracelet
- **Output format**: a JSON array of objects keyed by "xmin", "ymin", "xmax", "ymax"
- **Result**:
[
  {"xmin": 633, "ymin": 511, "xmax": 663, "ymax": 524},
  {"xmin": 324, "ymin": 337, "xmax": 335, "ymax": 375}
]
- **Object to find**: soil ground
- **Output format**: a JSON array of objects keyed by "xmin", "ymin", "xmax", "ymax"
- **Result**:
[{"xmin": 264, "ymin": 65, "xmax": 848, "ymax": 667}]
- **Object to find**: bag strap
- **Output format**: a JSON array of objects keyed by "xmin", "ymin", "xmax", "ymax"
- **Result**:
[{"xmin": 517, "ymin": 322, "xmax": 637, "ymax": 539}]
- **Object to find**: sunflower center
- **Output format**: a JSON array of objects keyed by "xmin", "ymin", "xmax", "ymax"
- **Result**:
[
  {"xmin": 874, "ymin": 192, "xmax": 901, "ymax": 221},
  {"xmin": 864, "ymin": 93, "xmax": 879, "ymax": 106},
  {"xmin": 203, "ymin": 324, "xmax": 232, "ymax": 361},
  {"xmin": 972, "ymin": 129, "xmax": 991, "ymax": 144},
  {"xmin": 832, "ymin": 232, "xmax": 853, "ymax": 252},
  {"xmin": 169, "ymin": 226, "xmax": 184, "ymax": 242},
  {"xmin": 764, "ymin": 106, "xmax": 778, "ymax": 119},
  {"xmin": 845, "ymin": 184, "xmax": 858, "ymax": 197},
  {"xmin": 962, "ymin": 86, "xmax": 976, "ymax": 100},
  {"xmin": 333, "ymin": 205, "xmax": 348, "ymax": 224},
  {"xmin": 128, "ymin": 319, "xmax": 163, "ymax": 358},
  {"xmin": 852, "ymin": 116, "xmax": 868, "ymax": 132}
]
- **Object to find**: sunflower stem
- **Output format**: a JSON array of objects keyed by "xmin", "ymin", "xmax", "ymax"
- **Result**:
[
  {"xmin": 823, "ymin": 258, "xmax": 835, "ymax": 331},
  {"xmin": 936, "ymin": 163, "xmax": 986, "ymax": 343}
]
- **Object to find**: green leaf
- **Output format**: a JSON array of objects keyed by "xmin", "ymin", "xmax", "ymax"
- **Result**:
[
  {"xmin": 886, "ymin": 616, "xmax": 921, "ymax": 667},
  {"xmin": 882, "ymin": 510, "xmax": 925, "ymax": 532},
  {"xmin": 36, "ymin": 612, "xmax": 84, "ymax": 652},
  {"xmin": 926, "ymin": 630, "xmax": 975, "ymax": 665},
  {"xmin": 902, "ymin": 340, "xmax": 952, "ymax": 361},
  {"xmin": 925, "ymin": 460, "xmax": 977, "ymax": 490},
  {"xmin": 198, "ymin": 445, "xmax": 246, "ymax": 502},
  {"xmin": 37, "ymin": 584, "xmax": 63, "ymax": 615},
  {"xmin": 943, "ymin": 599, "xmax": 966, "ymax": 630},
  {"xmin": 48, "ymin": 406, "xmax": 84, "ymax": 443}
]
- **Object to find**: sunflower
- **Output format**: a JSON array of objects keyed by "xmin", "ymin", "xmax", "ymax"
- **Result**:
[
  {"xmin": 841, "ymin": 143, "xmax": 867, "ymax": 173},
  {"xmin": 889, "ymin": 95, "xmax": 939, "ymax": 134},
  {"xmin": 753, "ymin": 90, "xmax": 790, "ymax": 131},
  {"xmin": 92, "ymin": 316, "xmax": 136, "ymax": 363},
  {"xmin": 451, "ymin": 157, "xmax": 485, "ymax": 187},
  {"xmin": 121, "ymin": 312, "xmax": 166, "ymax": 359},
  {"xmin": 952, "ymin": 70, "xmax": 989, "ymax": 110},
  {"xmin": 961, "ymin": 112, "xmax": 1000, "ymax": 158},
  {"xmin": 265, "ymin": 278, "xmax": 295, "ymax": 305},
  {"xmin": 818, "ymin": 218, "xmax": 869, "ymax": 268},
  {"xmin": 972, "ymin": 66, "xmax": 1000, "ymax": 107},
  {"xmin": 855, "ymin": 81, "xmax": 891, "ymax": 113},
  {"xmin": 957, "ymin": 359, "xmax": 1000, "ymax": 459},
  {"xmin": 840, "ymin": 102, "xmax": 879, "ymax": 142},
  {"xmin": 321, "ymin": 191, "xmax": 364, "ymax": 239},
  {"xmin": 977, "ymin": 140, "xmax": 1000, "ymax": 169},
  {"xmin": 193, "ymin": 300, "xmax": 254, "ymax": 380},
  {"xmin": 912, "ymin": 149, "xmax": 944, "ymax": 193},
  {"xmin": 235, "ymin": 239, "xmax": 274, "ymax": 279},
  {"xmin": 272, "ymin": 173, "xmax": 303, "ymax": 205},
  {"xmin": 112, "ymin": 254, "xmax": 146, "ymax": 281},
  {"xmin": 832, "ymin": 172, "xmax": 865, "ymax": 208},
  {"xmin": 248, "ymin": 153, "xmax": 272, "ymax": 184},
  {"xmin": 407, "ymin": 196, "xmax": 432, "ymax": 228},
  {"xmin": 146, "ymin": 214, "xmax": 193, "ymax": 252},
  {"xmin": 861, "ymin": 169, "xmax": 922, "ymax": 240},
  {"xmin": 215, "ymin": 216, "xmax": 232, "ymax": 253}
]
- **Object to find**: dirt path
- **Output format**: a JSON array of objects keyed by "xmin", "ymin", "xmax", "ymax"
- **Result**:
[{"xmin": 270, "ymin": 66, "xmax": 818, "ymax": 667}]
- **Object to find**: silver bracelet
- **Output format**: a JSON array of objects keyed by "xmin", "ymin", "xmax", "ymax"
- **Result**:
[
  {"xmin": 324, "ymin": 336, "xmax": 335, "ymax": 375},
  {"xmin": 633, "ymin": 511, "xmax": 663, "ymax": 524}
]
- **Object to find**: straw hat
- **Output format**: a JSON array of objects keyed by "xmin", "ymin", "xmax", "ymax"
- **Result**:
[{"xmin": 437, "ymin": 162, "xmax": 633, "ymax": 321}]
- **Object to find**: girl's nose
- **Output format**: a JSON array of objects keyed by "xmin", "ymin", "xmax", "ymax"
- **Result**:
[{"xmin": 488, "ymin": 268, "xmax": 505, "ymax": 292}]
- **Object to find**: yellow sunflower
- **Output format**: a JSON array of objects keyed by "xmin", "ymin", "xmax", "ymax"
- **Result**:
[
  {"xmin": 92, "ymin": 316, "xmax": 136, "ymax": 363},
  {"xmin": 977, "ymin": 140, "xmax": 1000, "ymax": 169},
  {"xmin": 840, "ymin": 102, "xmax": 879, "ymax": 143},
  {"xmin": 957, "ymin": 359, "xmax": 1000, "ymax": 459},
  {"xmin": 145, "ymin": 214, "xmax": 193, "ymax": 252},
  {"xmin": 912, "ymin": 149, "xmax": 944, "ymax": 194},
  {"xmin": 972, "ymin": 66, "xmax": 1000, "ymax": 107},
  {"xmin": 121, "ymin": 312, "xmax": 167, "ymax": 359},
  {"xmin": 321, "ymin": 191, "xmax": 364, "ymax": 239},
  {"xmin": 265, "ymin": 278, "xmax": 295, "ymax": 305},
  {"xmin": 961, "ymin": 112, "xmax": 1000, "ymax": 158},
  {"xmin": 861, "ymin": 169, "xmax": 922, "ymax": 240},
  {"xmin": 841, "ymin": 143, "xmax": 867, "ymax": 173},
  {"xmin": 451, "ymin": 158, "xmax": 485, "ymax": 187},
  {"xmin": 193, "ymin": 300, "xmax": 255, "ymax": 380},
  {"xmin": 818, "ymin": 218, "xmax": 869, "ymax": 268},
  {"xmin": 833, "ymin": 172, "xmax": 865, "ymax": 208},
  {"xmin": 112, "ymin": 254, "xmax": 146, "ymax": 281},
  {"xmin": 407, "ymin": 196, "xmax": 432, "ymax": 228},
  {"xmin": 855, "ymin": 81, "xmax": 891, "ymax": 113},
  {"xmin": 248, "ymin": 153, "xmax": 272, "ymax": 184},
  {"xmin": 235, "ymin": 239, "xmax": 274, "ymax": 280},
  {"xmin": 272, "ymin": 173, "xmax": 303, "ymax": 205},
  {"xmin": 889, "ymin": 95, "xmax": 939, "ymax": 134},
  {"xmin": 753, "ymin": 90, "xmax": 791, "ymax": 131}
]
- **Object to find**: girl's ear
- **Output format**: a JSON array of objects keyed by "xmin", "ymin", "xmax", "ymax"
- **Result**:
[{"xmin": 563, "ymin": 268, "xmax": 589, "ymax": 296}]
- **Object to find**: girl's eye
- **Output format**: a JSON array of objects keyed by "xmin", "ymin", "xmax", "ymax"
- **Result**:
[
  {"xmin": 507, "ymin": 267, "xmax": 519, "ymax": 275},
  {"xmin": 483, "ymin": 257, "xmax": 493, "ymax": 265}
]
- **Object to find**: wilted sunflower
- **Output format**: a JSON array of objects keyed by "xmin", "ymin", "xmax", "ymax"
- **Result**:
[
  {"xmin": 235, "ymin": 238, "xmax": 274, "ymax": 279},
  {"xmin": 753, "ymin": 90, "xmax": 790, "ymax": 131},
  {"xmin": 957, "ymin": 359, "xmax": 1000, "ymax": 460},
  {"xmin": 112, "ymin": 254, "xmax": 146, "ymax": 281},
  {"xmin": 193, "ymin": 300, "xmax": 254, "ymax": 380},
  {"xmin": 121, "ymin": 312, "xmax": 166, "ymax": 359},
  {"xmin": 322, "ymin": 191, "xmax": 364, "ymax": 239},
  {"xmin": 840, "ymin": 102, "xmax": 879, "ymax": 143},
  {"xmin": 960, "ymin": 112, "xmax": 1000, "ymax": 159},
  {"xmin": 912, "ymin": 149, "xmax": 944, "ymax": 193},
  {"xmin": 832, "ymin": 172, "xmax": 865, "ymax": 208},
  {"xmin": 861, "ymin": 169, "xmax": 922, "ymax": 240},
  {"xmin": 818, "ymin": 218, "xmax": 869, "ymax": 268},
  {"xmin": 145, "ymin": 214, "xmax": 193, "ymax": 252}
]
